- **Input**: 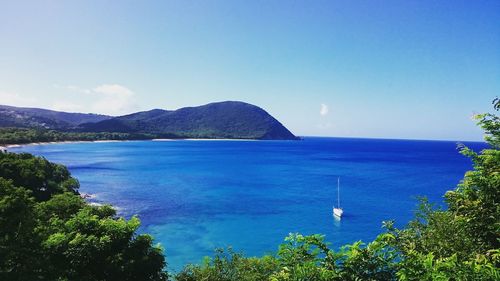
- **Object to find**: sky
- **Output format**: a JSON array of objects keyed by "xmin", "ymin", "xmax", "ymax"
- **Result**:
[{"xmin": 1, "ymin": 1, "xmax": 499, "ymax": 141}]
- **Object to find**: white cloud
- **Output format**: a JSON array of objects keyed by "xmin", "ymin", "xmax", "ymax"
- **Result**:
[
  {"xmin": 54, "ymin": 83, "xmax": 139, "ymax": 115},
  {"xmin": 0, "ymin": 91, "xmax": 38, "ymax": 107},
  {"xmin": 90, "ymin": 84, "xmax": 137, "ymax": 115},
  {"xmin": 93, "ymin": 84, "xmax": 134, "ymax": 97},
  {"xmin": 320, "ymin": 103, "xmax": 329, "ymax": 116}
]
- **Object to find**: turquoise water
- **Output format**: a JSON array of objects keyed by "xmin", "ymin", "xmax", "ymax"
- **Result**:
[{"xmin": 11, "ymin": 137, "xmax": 486, "ymax": 271}]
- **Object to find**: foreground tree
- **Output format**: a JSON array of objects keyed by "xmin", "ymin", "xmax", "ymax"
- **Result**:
[
  {"xmin": 0, "ymin": 178, "xmax": 40, "ymax": 280},
  {"xmin": 0, "ymin": 154, "xmax": 167, "ymax": 281},
  {"xmin": 387, "ymin": 99, "xmax": 500, "ymax": 280}
]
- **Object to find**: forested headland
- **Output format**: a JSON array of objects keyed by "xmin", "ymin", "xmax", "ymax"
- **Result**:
[{"xmin": 0, "ymin": 101, "xmax": 299, "ymax": 143}]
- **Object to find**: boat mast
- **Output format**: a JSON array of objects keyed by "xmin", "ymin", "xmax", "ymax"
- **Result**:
[{"xmin": 337, "ymin": 177, "xmax": 340, "ymax": 208}]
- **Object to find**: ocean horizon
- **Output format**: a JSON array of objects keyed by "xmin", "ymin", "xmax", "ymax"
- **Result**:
[{"xmin": 11, "ymin": 137, "xmax": 487, "ymax": 271}]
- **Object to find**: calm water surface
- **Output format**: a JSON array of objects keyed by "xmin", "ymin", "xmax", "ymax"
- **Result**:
[{"xmin": 11, "ymin": 137, "xmax": 486, "ymax": 271}]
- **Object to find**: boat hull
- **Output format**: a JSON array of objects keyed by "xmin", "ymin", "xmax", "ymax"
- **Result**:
[{"xmin": 333, "ymin": 207, "xmax": 343, "ymax": 218}]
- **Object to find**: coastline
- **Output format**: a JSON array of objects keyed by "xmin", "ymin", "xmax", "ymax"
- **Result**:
[
  {"xmin": 153, "ymin": 138, "xmax": 258, "ymax": 142},
  {"xmin": 3, "ymin": 139, "xmax": 130, "ymax": 149},
  {"xmin": 3, "ymin": 137, "xmax": 263, "ymax": 150}
]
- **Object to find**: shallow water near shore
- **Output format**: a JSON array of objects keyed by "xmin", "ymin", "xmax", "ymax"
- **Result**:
[{"xmin": 11, "ymin": 137, "xmax": 487, "ymax": 271}]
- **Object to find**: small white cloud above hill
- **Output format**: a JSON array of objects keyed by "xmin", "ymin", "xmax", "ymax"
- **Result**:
[
  {"xmin": 320, "ymin": 103, "xmax": 329, "ymax": 116},
  {"xmin": 93, "ymin": 84, "xmax": 134, "ymax": 97},
  {"xmin": 91, "ymin": 84, "xmax": 137, "ymax": 115}
]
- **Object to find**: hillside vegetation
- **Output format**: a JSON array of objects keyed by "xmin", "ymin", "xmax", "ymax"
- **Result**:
[
  {"xmin": 80, "ymin": 101, "xmax": 297, "ymax": 140},
  {"xmin": 0, "ymin": 101, "xmax": 298, "ymax": 141},
  {"xmin": 0, "ymin": 128, "xmax": 159, "ymax": 145}
]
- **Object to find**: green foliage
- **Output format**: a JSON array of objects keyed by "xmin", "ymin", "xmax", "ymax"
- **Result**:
[
  {"xmin": 333, "ymin": 234, "xmax": 398, "ymax": 280},
  {"xmin": 474, "ymin": 98, "xmax": 500, "ymax": 148},
  {"xmin": 41, "ymin": 206, "xmax": 166, "ymax": 281},
  {"xmin": 455, "ymin": 98, "xmax": 500, "ymax": 248},
  {"xmin": 386, "ymin": 99, "xmax": 500, "ymax": 280},
  {"xmin": 270, "ymin": 233, "xmax": 338, "ymax": 281},
  {"xmin": 0, "ymin": 152, "xmax": 79, "ymax": 201},
  {"xmin": 37, "ymin": 192, "xmax": 86, "ymax": 221},
  {"xmin": 0, "ymin": 153, "xmax": 167, "ymax": 280},
  {"xmin": 0, "ymin": 127, "xmax": 157, "ymax": 145},
  {"xmin": 0, "ymin": 178, "xmax": 41, "ymax": 280},
  {"xmin": 176, "ymin": 233, "xmax": 398, "ymax": 281},
  {"xmin": 176, "ymin": 249, "xmax": 278, "ymax": 281}
]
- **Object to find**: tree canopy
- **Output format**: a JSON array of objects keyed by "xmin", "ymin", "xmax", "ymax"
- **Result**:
[
  {"xmin": 0, "ymin": 127, "xmax": 157, "ymax": 146},
  {"xmin": 0, "ymin": 154, "xmax": 167, "ymax": 281}
]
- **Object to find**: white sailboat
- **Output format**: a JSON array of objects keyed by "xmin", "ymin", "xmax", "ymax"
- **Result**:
[{"xmin": 333, "ymin": 177, "xmax": 343, "ymax": 218}]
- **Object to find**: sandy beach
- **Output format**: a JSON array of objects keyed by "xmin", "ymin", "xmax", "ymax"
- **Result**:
[
  {"xmin": 3, "ymin": 138, "xmax": 261, "ymax": 149},
  {"xmin": 184, "ymin": 138, "xmax": 258, "ymax": 141},
  {"xmin": 3, "ymin": 140, "xmax": 129, "ymax": 149},
  {"xmin": 153, "ymin": 138, "xmax": 258, "ymax": 142}
]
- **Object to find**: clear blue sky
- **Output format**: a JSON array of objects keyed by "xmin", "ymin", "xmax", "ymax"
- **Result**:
[{"xmin": 1, "ymin": 1, "xmax": 498, "ymax": 141}]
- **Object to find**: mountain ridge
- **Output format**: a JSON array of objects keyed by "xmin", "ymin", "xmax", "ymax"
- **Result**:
[
  {"xmin": 0, "ymin": 104, "xmax": 112, "ymax": 129},
  {"xmin": 0, "ymin": 101, "xmax": 298, "ymax": 140}
]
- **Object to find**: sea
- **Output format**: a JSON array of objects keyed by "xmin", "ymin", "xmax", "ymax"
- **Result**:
[{"xmin": 10, "ymin": 137, "xmax": 487, "ymax": 271}]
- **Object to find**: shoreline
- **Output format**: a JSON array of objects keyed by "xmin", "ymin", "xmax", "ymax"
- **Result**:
[
  {"xmin": 3, "ymin": 137, "xmax": 264, "ymax": 150},
  {"xmin": 3, "ymin": 139, "xmax": 131, "ymax": 149},
  {"xmin": 153, "ymin": 138, "xmax": 258, "ymax": 142}
]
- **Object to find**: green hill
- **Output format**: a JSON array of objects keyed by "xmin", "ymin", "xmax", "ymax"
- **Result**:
[
  {"xmin": 0, "ymin": 101, "xmax": 298, "ymax": 140},
  {"xmin": 79, "ymin": 101, "xmax": 298, "ymax": 140}
]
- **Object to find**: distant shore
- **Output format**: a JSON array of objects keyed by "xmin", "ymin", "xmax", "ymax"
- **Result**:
[
  {"xmin": 2, "ymin": 139, "xmax": 130, "ymax": 149},
  {"xmin": 1, "ymin": 138, "xmax": 265, "ymax": 150},
  {"xmin": 152, "ymin": 138, "xmax": 258, "ymax": 142}
]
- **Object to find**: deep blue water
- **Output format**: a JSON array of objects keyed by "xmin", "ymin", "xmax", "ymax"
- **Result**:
[{"xmin": 11, "ymin": 137, "xmax": 486, "ymax": 271}]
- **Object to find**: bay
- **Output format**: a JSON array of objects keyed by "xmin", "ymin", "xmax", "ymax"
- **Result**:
[{"xmin": 11, "ymin": 137, "xmax": 486, "ymax": 271}]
